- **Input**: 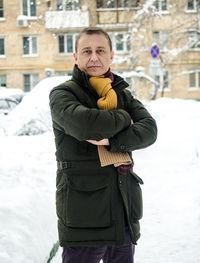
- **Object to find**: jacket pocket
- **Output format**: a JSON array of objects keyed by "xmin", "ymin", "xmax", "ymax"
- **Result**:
[
  {"xmin": 57, "ymin": 173, "xmax": 111, "ymax": 228},
  {"xmin": 128, "ymin": 170, "xmax": 143, "ymax": 221}
]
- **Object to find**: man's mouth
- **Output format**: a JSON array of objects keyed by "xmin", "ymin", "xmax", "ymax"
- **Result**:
[{"xmin": 87, "ymin": 66, "xmax": 101, "ymax": 69}]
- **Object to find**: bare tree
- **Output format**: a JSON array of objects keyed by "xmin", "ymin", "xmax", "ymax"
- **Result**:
[{"xmin": 121, "ymin": 0, "xmax": 200, "ymax": 99}]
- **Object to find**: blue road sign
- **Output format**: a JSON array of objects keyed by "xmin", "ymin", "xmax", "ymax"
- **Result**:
[{"xmin": 150, "ymin": 44, "xmax": 160, "ymax": 59}]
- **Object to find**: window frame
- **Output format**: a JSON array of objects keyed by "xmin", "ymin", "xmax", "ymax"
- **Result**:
[
  {"xmin": 23, "ymin": 73, "xmax": 39, "ymax": 92},
  {"xmin": 0, "ymin": 74, "xmax": 6, "ymax": 87},
  {"xmin": 0, "ymin": 0, "xmax": 4, "ymax": 18},
  {"xmin": 0, "ymin": 37, "xmax": 5, "ymax": 56},
  {"xmin": 188, "ymin": 70, "xmax": 200, "ymax": 90},
  {"xmin": 109, "ymin": 32, "xmax": 131, "ymax": 53},
  {"xmin": 22, "ymin": 35, "xmax": 38, "ymax": 56},
  {"xmin": 152, "ymin": 30, "xmax": 169, "ymax": 51},
  {"xmin": 58, "ymin": 33, "xmax": 77, "ymax": 54},
  {"xmin": 22, "ymin": 0, "xmax": 37, "ymax": 17},
  {"xmin": 154, "ymin": 69, "xmax": 170, "ymax": 92},
  {"xmin": 186, "ymin": 0, "xmax": 197, "ymax": 11},
  {"xmin": 56, "ymin": 0, "xmax": 81, "ymax": 11},
  {"xmin": 96, "ymin": 0, "xmax": 139, "ymax": 9},
  {"xmin": 187, "ymin": 30, "xmax": 200, "ymax": 50},
  {"xmin": 154, "ymin": 0, "xmax": 168, "ymax": 13}
]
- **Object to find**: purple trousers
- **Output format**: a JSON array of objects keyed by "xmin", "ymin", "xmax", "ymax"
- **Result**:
[{"xmin": 62, "ymin": 228, "xmax": 135, "ymax": 263}]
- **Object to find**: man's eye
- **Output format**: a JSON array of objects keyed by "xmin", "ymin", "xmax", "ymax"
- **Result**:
[
  {"xmin": 97, "ymin": 49, "xmax": 105, "ymax": 53},
  {"xmin": 83, "ymin": 50, "xmax": 91, "ymax": 54}
]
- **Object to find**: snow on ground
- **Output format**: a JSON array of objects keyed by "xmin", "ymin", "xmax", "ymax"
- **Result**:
[
  {"xmin": 0, "ymin": 133, "xmax": 58, "ymax": 263},
  {"xmin": 134, "ymin": 98, "xmax": 200, "ymax": 263},
  {"xmin": 0, "ymin": 98, "xmax": 200, "ymax": 263}
]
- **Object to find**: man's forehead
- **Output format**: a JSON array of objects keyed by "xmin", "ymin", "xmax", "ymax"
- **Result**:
[
  {"xmin": 76, "ymin": 32, "xmax": 112, "ymax": 52},
  {"xmin": 79, "ymin": 34, "xmax": 109, "ymax": 45}
]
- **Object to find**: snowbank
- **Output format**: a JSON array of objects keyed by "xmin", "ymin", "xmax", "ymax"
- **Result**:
[
  {"xmin": 0, "ymin": 98, "xmax": 200, "ymax": 263},
  {"xmin": 0, "ymin": 133, "xmax": 58, "ymax": 262},
  {"xmin": 4, "ymin": 76, "xmax": 69, "ymax": 136}
]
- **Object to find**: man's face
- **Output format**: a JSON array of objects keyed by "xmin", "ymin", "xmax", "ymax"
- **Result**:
[{"xmin": 73, "ymin": 33, "xmax": 114, "ymax": 76}]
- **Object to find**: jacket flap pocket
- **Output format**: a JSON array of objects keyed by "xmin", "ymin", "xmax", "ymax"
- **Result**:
[{"xmin": 68, "ymin": 175, "xmax": 109, "ymax": 191}]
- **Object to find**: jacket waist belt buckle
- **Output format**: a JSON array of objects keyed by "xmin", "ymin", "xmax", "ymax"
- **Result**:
[{"xmin": 57, "ymin": 161, "xmax": 71, "ymax": 170}]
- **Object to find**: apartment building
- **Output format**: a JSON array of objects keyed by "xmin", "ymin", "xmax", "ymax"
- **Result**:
[{"xmin": 0, "ymin": 0, "xmax": 199, "ymax": 99}]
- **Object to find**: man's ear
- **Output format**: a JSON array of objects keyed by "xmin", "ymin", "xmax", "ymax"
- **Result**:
[
  {"xmin": 73, "ymin": 52, "xmax": 77, "ymax": 62},
  {"xmin": 110, "ymin": 50, "xmax": 114, "ymax": 62}
]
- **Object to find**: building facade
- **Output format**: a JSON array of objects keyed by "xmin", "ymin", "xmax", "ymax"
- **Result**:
[{"xmin": 0, "ymin": 0, "xmax": 199, "ymax": 99}]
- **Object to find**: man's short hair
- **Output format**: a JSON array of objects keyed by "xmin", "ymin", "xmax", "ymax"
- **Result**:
[{"xmin": 75, "ymin": 27, "xmax": 112, "ymax": 52}]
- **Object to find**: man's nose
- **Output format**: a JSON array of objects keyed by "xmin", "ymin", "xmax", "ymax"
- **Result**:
[{"xmin": 90, "ymin": 52, "xmax": 99, "ymax": 62}]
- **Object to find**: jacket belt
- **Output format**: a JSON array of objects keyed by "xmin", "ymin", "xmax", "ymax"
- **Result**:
[
  {"xmin": 57, "ymin": 160, "xmax": 112, "ymax": 170},
  {"xmin": 57, "ymin": 161, "xmax": 72, "ymax": 170}
]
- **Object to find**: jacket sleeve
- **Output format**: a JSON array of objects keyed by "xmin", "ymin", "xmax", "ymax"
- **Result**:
[
  {"xmin": 49, "ymin": 87, "xmax": 131, "ymax": 141},
  {"xmin": 108, "ymin": 90, "xmax": 157, "ymax": 152}
]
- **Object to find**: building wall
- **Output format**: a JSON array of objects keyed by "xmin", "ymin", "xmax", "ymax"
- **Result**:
[
  {"xmin": 134, "ymin": 0, "xmax": 200, "ymax": 99},
  {"xmin": 0, "ymin": 0, "xmax": 200, "ymax": 100},
  {"xmin": 1, "ymin": 0, "xmax": 57, "ymax": 90}
]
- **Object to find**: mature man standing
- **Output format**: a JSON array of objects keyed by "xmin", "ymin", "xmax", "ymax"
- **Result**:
[{"xmin": 49, "ymin": 27, "xmax": 157, "ymax": 263}]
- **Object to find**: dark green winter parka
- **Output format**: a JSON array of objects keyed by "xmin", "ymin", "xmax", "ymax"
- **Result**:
[{"xmin": 49, "ymin": 65, "xmax": 157, "ymax": 247}]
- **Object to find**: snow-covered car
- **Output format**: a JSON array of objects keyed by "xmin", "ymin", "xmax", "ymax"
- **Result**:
[
  {"xmin": 0, "ymin": 87, "xmax": 24, "ymax": 98},
  {"xmin": 3, "ymin": 76, "xmax": 70, "ymax": 136},
  {"xmin": 0, "ymin": 97, "xmax": 19, "ymax": 115},
  {"xmin": 0, "ymin": 88, "xmax": 25, "ymax": 116}
]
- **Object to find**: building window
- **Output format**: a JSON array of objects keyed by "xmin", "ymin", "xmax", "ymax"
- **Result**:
[
  {"xmin": 109, "ymin": 32, "xmax": 131, "ymax": 53},
  {"xmin": 154, "ymin": 70, "xmax": 169, "ymax": 91},
  {"xmin": 187, "ymin": 0, "xmax": 196, "ymax": 11},
  {"xmin": 0, "ymin": 37, "xmax": 5, "ymax": 56},
  {"xmin": 188, "ymin": 30, "xmax": 200, "ymax": 49},
  {"xmin": 0, "ymin": 74, "xmax": 6, "ymax": 87},
  {"xmin": 58, "ymin": 34, "xmax": 77, "ymax": 54},
  {"xmin": 22, "ymin": 0, "xmax": 36, "ymax": 16},
  {"xmin": 23, "ymin": 74, "xmax": 39, "ymax": 92},
  {"xmin": 0, "ymin": 0, "xmax": 4, "ymax": 17},
  {"xmin": 23, "ymin": 36, "xmax": 37, "ymax": 56},
  {"xmin": 56, "ymin": 0, "xmax": 80, "ymax": 10},
  {"xmin": 153, "ymin": 30, "xmax": 168, "ymax": 51},
  {"xmin": 154, "ymin": 0, "xmax": 168, "ymax": 12},
  {"xmin": 97, "ymin": 0, "xmax": 139, "ymax": 8},
  {"xmin": 189, "ymin": 71, "xmax": 200, "ymax": 89}
]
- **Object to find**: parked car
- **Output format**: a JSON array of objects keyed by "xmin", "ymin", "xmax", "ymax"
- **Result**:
[
  {"xmin": 4, "ymin": 76, "xmax": 69, "ymax": 136},
  {"xmin": 0, "ymin": 87, "xmax": 25, "ymax": 115},
  {"xmin": 0, "ymin": 97, "xmax": 19, "ymax": 115}
]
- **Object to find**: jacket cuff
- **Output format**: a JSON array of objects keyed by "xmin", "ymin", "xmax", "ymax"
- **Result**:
[{"xmin": 107, "ymin": 136, "xmax": 127, "ymax": 153}]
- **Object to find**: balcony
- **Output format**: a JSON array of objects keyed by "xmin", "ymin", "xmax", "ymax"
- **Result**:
[{"xmin": 45, "ymin": 10, "xmax": 89, "ymax": 31}]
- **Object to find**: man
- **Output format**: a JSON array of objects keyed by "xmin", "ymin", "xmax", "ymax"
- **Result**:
[{"xmin": 49, "ymin": 27, "xmax": 157, "ymax": 263}]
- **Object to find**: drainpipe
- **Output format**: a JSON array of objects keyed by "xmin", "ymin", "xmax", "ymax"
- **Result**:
[{"xmin": 116, "ymin": 0, "xmax": 119, "ymax": 23}]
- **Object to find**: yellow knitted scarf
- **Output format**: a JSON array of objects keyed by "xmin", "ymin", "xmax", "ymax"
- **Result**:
[{"xmin": 89, "ymin": 76, "xmax": 132, "ymax": 167}]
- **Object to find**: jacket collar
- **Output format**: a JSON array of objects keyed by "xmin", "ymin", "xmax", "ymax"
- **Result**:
[{"xmin": 71, "ymin": 64, "xmax": 129, "ymax": 95}]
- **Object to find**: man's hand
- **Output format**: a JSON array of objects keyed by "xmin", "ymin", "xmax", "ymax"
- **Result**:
[{"xmin": 86, "ymin": 139, "xmax": 110, "ymax": 146}]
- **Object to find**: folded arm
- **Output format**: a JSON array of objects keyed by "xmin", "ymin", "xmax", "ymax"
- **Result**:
[
  {"xmin": 49, "ymin": 88, "xmax": 131, "ymax": 141},
  {"xmin": 108, "ymin": 91, "xmax": 157, "ymax": 152}
]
